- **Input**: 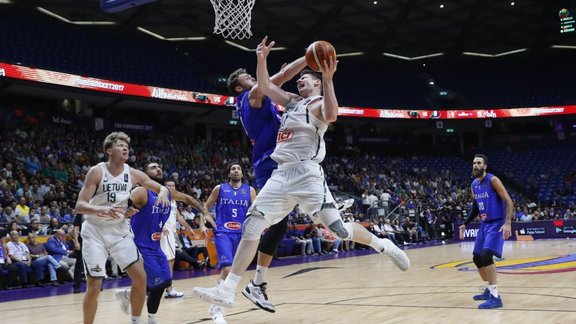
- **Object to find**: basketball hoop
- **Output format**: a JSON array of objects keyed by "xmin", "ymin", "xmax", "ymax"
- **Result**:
[{"xmin": 210, "ymin": 0, "xmax": 255, "ymax": 40}]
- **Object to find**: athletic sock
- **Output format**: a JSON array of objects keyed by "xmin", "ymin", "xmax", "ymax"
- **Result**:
[
  {"xmin": 254, "ymin": 265, "xmax": 268, "ymax": 285},
  {"xmin": 131, "ymin": 316, "xmax": 141, "ymax": 324},
  {"xmin": 488, "ymin": 285, "xmax": 498, "ymax": 297},
  {"xmin": 369, "ymin": 236, "xmax": 386, "ymax": 252},
  {"xmin": 223, "ymin": 272, "xmax": 241, "ymax": 291}
]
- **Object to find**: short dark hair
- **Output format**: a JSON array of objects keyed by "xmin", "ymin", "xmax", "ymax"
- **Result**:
[
  {"xmin": 299, "ymin": 69, "xmax": 322, "ymax": 81},
  {"xmin": 227, "ymin": 68, "xmax": 247, "ymax": 95},
  {"xmin": 474, "ymin": 154, "xmax": 488, "ymax": 164}
]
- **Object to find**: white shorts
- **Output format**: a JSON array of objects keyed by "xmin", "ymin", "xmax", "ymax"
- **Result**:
[
  {"xmin": 251, "ymin": 160, "xmax": 335, "ymax": 225},
  {"xmin": 160, "ymin": 230, "xmax": 176, "ymax": 261},
  {"xmin": 81, "ymin": 220, "xmax": 140, "ymax": 278}
]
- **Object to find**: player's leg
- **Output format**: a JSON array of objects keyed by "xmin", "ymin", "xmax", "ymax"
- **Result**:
[
  {"xmin": 160, "ymin": 232, "xmax": 182, "ymax": 298},
  {"xmin": 315, "ymin": 205, "xmax": 409, "ymax": 271},
  {"xmin": 299, "ymin": 169, "xmax": 409, "ymax": 271},
  {"xmin": 242, "ymin": 216, "xmax": 288, "ymax": 313},
  {"xmin": 193, "ymin": 172, "xmax": 293, "ymax": 308},
  {"xmin": 477, "ymin": 221, "xmax": 505, "ymax": 309},
  {"xmin": 81, "ymin": 225, "xmax": 108, "ymax": 324},
  {"xmin": 145, "ymin": 254, "xmax": 173, "ymax": 324},
  {"xmin": 110, "ymin": 226, "xmax": 146, "ymax": 320},
  {"xmin": 472, "ymin": 222, "xmax": 490, "ymax": 301}
]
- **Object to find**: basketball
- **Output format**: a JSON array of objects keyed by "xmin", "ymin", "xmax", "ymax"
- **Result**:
[{"xmin": 305, "ymin": 40, "xmax": 337, "ymax": 72}]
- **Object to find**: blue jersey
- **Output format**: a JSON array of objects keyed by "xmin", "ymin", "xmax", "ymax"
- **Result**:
[
  {"xmin": 236, "ymin": 90, "xmax": 280, "ymax": 188},
  {"xmin": 215, "ymin": 182, "xmax": 251, "ymax": 234},
  {"xmin": 130, "ymin": 190, "xmax": 172, "ymax": 254},
  {"xmin": 472, "ymin": 173, "xmax": 506, "ymax": 222}
]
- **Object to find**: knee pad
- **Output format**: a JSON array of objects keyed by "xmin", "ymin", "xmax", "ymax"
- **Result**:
[
  {"xmin": 472, "ymin": 253, "xmax": 483, "ymax": 269},
  {"xmin": 327, "ymin": 219, "xmax": 354, "ymax": 240},
  {"xmin": 317, "ymin": 208, "xmax": 353, "ymax": 240},
  {"xmin": 479, "ymin": 250, "xmax": 494, "ymax": 267},
  {"xmin": 242, "ymin": 209, "xmax": 269, "ymax": 241}
]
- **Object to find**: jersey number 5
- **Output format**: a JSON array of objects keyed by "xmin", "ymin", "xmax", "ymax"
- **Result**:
[{"xmin": 232, "ymin": 208, "xmax": 237, "ymax": 218}]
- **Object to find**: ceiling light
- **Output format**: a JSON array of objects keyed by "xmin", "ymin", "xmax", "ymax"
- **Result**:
[
  {"xmin": 440, "ymin": 4, "xmax": 444, "ymax": 8},
  {"xmin": 510, "ymin": 2, "xmax": 515, "ymax": 5},
  {"xmin": 337, "ymin": 52, "xmax": 365, "ymax": 57},
  {"xmin": 373, "ymin": 1, "xmax": 378, "ymax": 4},
  {"xmin": 462, "ymin": 48, "xmax": 527, "ymax": 57},
  {"xmin": 225, "ymin": 41, "xmax": 286, "ymax": 52},
  {"xmin": 551, "ymin": 45, "xmax": 576, "ymax": 49},
  {"xmin": 137, "ymin": 27, "xmax": 206, "ymax": 41},
  {"xmin": 383, "ymin": 52, "xmax": 444, "ymax": 60},
  {"xmin": 37, "ymin": 7, "xmax": 116, "ymax": 25}
]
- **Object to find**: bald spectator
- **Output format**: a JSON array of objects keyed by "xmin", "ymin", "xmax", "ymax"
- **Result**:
[{"xmin": 45, "ymin": 229, "xmax": 75, "ymax": 280}]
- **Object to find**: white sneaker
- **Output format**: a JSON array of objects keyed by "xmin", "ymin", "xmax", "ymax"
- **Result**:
[
  {"xmin": 381, "ymin": 238, "xmax": 410, "ymax": 271},
  {"xmin": 242, "ymin": 280, "xmax": 275, "ymax": 313},
  {"xmin": 209, "ymin": 304, "xmax": 227, "ymax": 324},
  {"xmin": 193, "ymin": 285, "xmax": 235, "ymax": 308},
  {"xmin": 147, "ymin": 316, "xmax": 158, "ymax": 324},
  {"xmin": 114, "ymin": 288, "xmax": 131, "ymax": 315},
  {"xmin": 165, "ymin": 288, "xmax": 184, "ymax": 298}
]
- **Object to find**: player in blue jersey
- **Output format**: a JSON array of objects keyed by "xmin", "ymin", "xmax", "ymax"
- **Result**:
[
  {"xmin": 459, "ymin": 154, "xmax": 513, "ymax": 309},
  {"xmin": 203, "ymin": 162, "xmax": 256, "ymax": 324},
  {"xmin": 227, "ymin": 55, "xmax": 307, "ymax": 313},
  {"xmin": 116, "ymin": 162, "xmax": 210, "ymax": 324}
]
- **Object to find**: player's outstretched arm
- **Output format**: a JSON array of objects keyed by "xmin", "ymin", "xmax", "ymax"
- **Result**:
[
  {"xmin": 256, "ymin": 36, "xmax": 292, "ymax": 107},
  {"xmin": 131, "ymin": 168, "xmax": 169, "ymax": 207},
  {"xmin": 270, "ymin": 56, "xmax": 307, "ymax": 87},
  {"xmin": 319, "ymin": 56, "xmax": 339, "ymax": 123}
]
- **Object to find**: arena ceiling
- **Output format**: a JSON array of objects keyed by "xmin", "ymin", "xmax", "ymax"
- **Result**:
[{"xmin": 10, "ymin": 0, "xmax": 576, "ymax": 58}]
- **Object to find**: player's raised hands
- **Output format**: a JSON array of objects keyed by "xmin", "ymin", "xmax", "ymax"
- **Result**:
[{"xmin": 256, "ymin": 36, "xmax": 275, "ymax": 61}]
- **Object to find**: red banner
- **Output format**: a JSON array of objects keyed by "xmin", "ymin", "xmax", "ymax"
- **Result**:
[{"xmin": 1, "ymin": 61, "xmax": 575, "ymax": 120}]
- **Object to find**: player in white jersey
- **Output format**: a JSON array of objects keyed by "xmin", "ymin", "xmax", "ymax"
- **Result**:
[
  {"xmin": 161, "ymin": 180, "xmax": 211, "ymax": 298},
  {"xmin": 193, "ymin": 37, "xmax": 411, "ymax": 310},
  {"xmin": 75, "ymin": 132, "xmax": 169, "ymax": 324}
]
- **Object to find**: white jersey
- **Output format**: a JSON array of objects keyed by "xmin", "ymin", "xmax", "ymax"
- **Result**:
[
  {"xmin": 85, "ymin": 162, "xmax": 133, "ymax": 225},
  {"xmin": 271, "ymin": 95, "xmax": 328, "ymax": 164},
  {"xmin": 165, "ymin": 200, "xmax": 178, "ymax": 233}
]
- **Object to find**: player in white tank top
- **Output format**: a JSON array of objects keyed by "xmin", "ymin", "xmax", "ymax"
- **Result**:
[
  {"xmin": 84, "ymin": 162, "xmax": 133, "ymax": 225},
  {"xmin": 193, "ymin": 37, "xmax": 410, "ymax": 311},
  {"xmin": 271, "ymin": 95, "xmax": 327, "ymax": 164},
  {"xmin": 75, "ymin": 132, "xmax": 170, "ymax": 324}
]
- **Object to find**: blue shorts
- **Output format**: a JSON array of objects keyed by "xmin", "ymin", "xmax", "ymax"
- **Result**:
[
  {"xmin": 141, "ymin": 249, "xmax": 171, "ymax": 289},
  {"xmin": 255, "ymin": 164, "xmax": 276, "ymax": 189},
  {"xmin": 473, "ymin": 219, "xmax": 505, "ymax": 258},
  {"xmin": 215, "ymin": 232, "xmax": 242, "ymax": 269}
]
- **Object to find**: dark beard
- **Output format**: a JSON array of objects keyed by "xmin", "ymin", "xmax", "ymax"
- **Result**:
[{"xmin": 151, "ymin": 176, "xmax": 165, "ymax": 185}]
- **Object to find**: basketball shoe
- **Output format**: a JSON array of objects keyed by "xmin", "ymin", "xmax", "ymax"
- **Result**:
[
  {"xmin": 478, "ymin": 294, "xmax": 503, "ymax": 309},
  {"xmin": 209, "ymin": 304, "xmax": 227, "ymax": 324},
  {"xmin": 165, "ymin": 288, "xmax": 184, "ymax": 298},
  {"xmin": 193, "ymin": 284, "xmax": 235, "ymax": 307},
  {"xmin": 473, "ymin": 288, "xmax": 490, "ymax": 301},
  {"xmin": 242, "ymin": 280, "xmax": 276, "ymax": 313},
  {"xmin": 381, "ymin": 238, "xmax": 410, "ymax": 271},
  {"xmin": 115, "ymin": 288, "xmax": 131, "ymax": 315}
]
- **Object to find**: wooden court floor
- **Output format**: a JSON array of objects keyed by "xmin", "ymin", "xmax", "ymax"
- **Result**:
[{"xmin": 2, "ymin": 239, "xmax": 575, "ymax": 323}]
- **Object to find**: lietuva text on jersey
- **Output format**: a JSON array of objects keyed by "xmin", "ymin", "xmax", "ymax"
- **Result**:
[
  {"xmin": 102, "ymin": 182, "xmax": 128, "ymax": 193},
  {"xmin": 271, "ymin": 95, "xmax": 328, "ymax": 164}
]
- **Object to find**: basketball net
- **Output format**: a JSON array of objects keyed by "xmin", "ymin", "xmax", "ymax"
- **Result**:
[{"xmin": 210, "ymin": 0, "xmax": 255, "ymax": 40}]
